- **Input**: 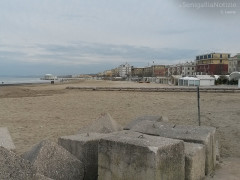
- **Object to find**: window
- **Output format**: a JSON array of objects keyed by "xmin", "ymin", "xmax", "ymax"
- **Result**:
[
  {"xmin": 220, "ymin": 60, "xmax": 222, "ymax": 63},
  {"xmin": 196, "ymin": 56, "xmax": 199, "ymax": 60},
  {"xmin": 220, "ymin": 54, "xmax": 222, "ymax": 58},
  {"xmin": 200, "ymin": 56, "xmax": 203, "ymax": 59},
  {"xmin": 204, "ymin": 55, "xmax": 207, "ymax": 59},
  {"xmin": 208, "ymin": 54, "xmax": 212, "ymax": 59},
  {"xmin": 228, "ymin": 54, "xmax": 230, "ymax": 58}
]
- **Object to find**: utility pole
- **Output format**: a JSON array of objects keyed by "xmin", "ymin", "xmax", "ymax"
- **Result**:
[{"xmin": 197, "ymin": 86, "xmax": 201, "ymax": 126}]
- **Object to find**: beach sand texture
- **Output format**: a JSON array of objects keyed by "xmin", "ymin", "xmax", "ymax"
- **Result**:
[{"xmin": 0, "ymin": 80, "xmax": 239, "ymax": 160}]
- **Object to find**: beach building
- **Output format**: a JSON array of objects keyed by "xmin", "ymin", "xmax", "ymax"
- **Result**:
[
  {"xmin": 178, "ymin": 77, "xmax": 200, "ymax": 86},
  {"xmin": 228, "ymin": 53, "xmax": 240, "ymax": 73},
  {"xmin": 157, "ymin": 77, "xmax": 170, "ymax": 84},
  {"xmin": 229, "ymin": 72, "xmax": 240, "ymax": 88},
  {"xmin": 196, "ymin": 75, "xmax": 215, "ymax": 86},
  {"xmin": 170, "ymin": 75, "xmax": 182, "ymax": 85}
]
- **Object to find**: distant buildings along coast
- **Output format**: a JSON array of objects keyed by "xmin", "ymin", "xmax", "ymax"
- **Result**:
[{"xmin": 97, "ymin": 52, "xmax": 240, "ymax": 87}]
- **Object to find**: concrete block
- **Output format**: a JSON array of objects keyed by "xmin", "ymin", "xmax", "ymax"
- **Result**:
[
  {"xmin": 78, "ymin": 113, "xmax": 122, "ymax": 134},
  {"xmin": 184, "ymin": 142, "xmax": 205, "ymax": 180},
  {"xmin": 98, "ymin": 131, "xmax": 185, "ymax": 180},
  {"xmin": 58, "ymin": 133, "xmax": 107, "ymax": 180},
  {"xmin": 22, "ymin": 140, "xmax": 84, "ymax": 180},
  {"xmin": 34, "ymin": 173, "xmax": 54, "ymax": 180},
  {"xmin": 124, "ymin": 115, "xmax": 169, "ymax": 130},
  {"xmin": 216, "ymin": 140, "xmax": 220, "ymax": 161},
  {"xmin": 0, "ymin": 146, "xmax": 36, "ymax": 180},
  {"xmin": 131, "ymin": 121, "xmax": 216, "ymax": 175},
  {"xmin": 0, "ymin": 127, "xmax": 15, "ymax": 151}
]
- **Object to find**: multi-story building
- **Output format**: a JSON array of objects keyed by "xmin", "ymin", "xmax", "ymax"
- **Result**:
[
  {"xmin": 103, "ymin": 70, "xmax": 112, "ymax": 77},
  {"xmin": 131, "ymin": 67, "xmax": 144, "ymax": 77},
  {"xmin": 228, "ymin": 53, "xmax": 240, "ymax": 73},
  {"xmin": 152, "ymin": 65, "xmax": 166, "ymax": 77},
  {"xmin": 196, "ymin": 53, "xmax": 230, "ymax": 75},
  {"xmin": 182, "ymin": 61, "xmax": 196, "ymax": 76},
  {"xmin": 118, "ymin": 63, "xmax": 131, "ymax": 77},
  {"xmin": 143, "ymin": 66, "xmax": 153, "ymax": 77},
  {"xmin": 111, "ymin": 68, "xmax": 119, "ymax": 77},
  {"xmin": 165, "ymin": 64, "xmax": 183, "ymax": 76},
  {"xmin": 132, "ymin": 65, "xmax": 166, "ymax": 77}
]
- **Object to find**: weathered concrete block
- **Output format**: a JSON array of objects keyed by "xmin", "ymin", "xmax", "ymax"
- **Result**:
[
  {"xmin": 98, "ymin": 131, "xmax": 185, "ymax": 180},
  {"xmin": 78, "ymin": 113, "xmax": 122, "ymax": 134},
  {"xmin": 184, "ymin": 142, "xmax": 205, "ymax": 180},
  {"xmin": 34, "ymin": 173, "xmax": 54, "ymax": 180},
  {"xmin": 58, "ymin": 133, "xmax": 107, "ymax": 180},
  {"xmin": 22, "ymin": 140, "xmax": 84, "ymax": 180},
  {"xmin": 0, "ymin": 146, "xmax": 36, "ymax": 180},
  {"xmin": 0, "ymin": 127, "xmax": 15, "ymax": 151},
  {"xmin": 216, "ymin": 140, "xmax": 220, "ymax": 161},
  {"xmin": 124, "ymin": 115, "xmax": 169, "ymax": 130},
  {"xmin": 131, "ymin": 121, "xmax": 216, "ymax": 175}
]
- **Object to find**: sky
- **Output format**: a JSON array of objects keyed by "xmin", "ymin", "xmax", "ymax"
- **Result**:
[{"xmin": 0, "ymin": 0, "xmax": 239, "ymax": 76}]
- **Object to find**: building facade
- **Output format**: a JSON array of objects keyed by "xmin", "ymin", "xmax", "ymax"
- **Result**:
[
  {"xmin": 228, "ymin": 53, "xmax": 240, "ymax": 73},
  {"xmin": 131, "ymin": 67, "xmax": 144, "ymax": 77},
  {"xmin": 196, "ymin": 53, "xmax": 230, "ymax": 75},
  {"xmin": 152, "ymin": 65, "xmax": 166, "ymax": 77},
  {"xmin": 118, "ymin": 63, "xmax": 131, "ymax": 77},
  {"xmin": 181, "ymin": 61, "xmax": 196, "ymax": 76}
]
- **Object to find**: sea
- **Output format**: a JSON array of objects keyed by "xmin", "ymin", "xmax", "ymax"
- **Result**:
[{"xmin": 0, "ymin": 76, "xmax": 51, "ymax": 85}]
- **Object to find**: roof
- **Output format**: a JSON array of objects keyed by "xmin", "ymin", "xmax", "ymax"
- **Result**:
[
  {"xmin": 229, "ymin": 72, "xmax": 240, "ymax": 80},
  {"xmin": 180, "ymin": 77, "xmax": 199, "ymax": 80},
  {"xmin": 196, "ymin": 75, "xmax": 215, "ymax": 80}
]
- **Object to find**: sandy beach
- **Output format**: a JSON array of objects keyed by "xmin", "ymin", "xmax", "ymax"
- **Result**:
[{"xmin": 0, "ymin": 80, "xmax": 240, "ymax": 178}]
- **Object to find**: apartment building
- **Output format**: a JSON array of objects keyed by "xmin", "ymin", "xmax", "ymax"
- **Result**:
[
  {"xmin": 118, "ymin": 63, "xmax": 131, "ymax": 77},
  {"xmin": 196, "ymin": 53, "xmax": 230, "ymax": 75},
  {"xmin": 182, "ymin": 61, "xmax": 196, "ymax": 76}
]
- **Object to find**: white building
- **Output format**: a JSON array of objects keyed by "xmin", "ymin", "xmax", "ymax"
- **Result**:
[
  {"xmin": 182, "ymin": 61, "xmax": 196, "ymax": 76},
  {"xmin": 41, "ymin": 74, "xmax": 57, "ymax": 80},
  {"xmin": 178, "ymin": 77, "xmax": 200, "ymax": 86},
  {"xmin": 229, "ymin": 72, "xmax": 240, "ymax": 88},
  {"xmin": 118, "ymin": 63, "xmax": 131, "ymax": 77},
  {"xmin": 228, "ymin": 53, "xmax": 240, "ymax": 73},
  {"xmin": 196, "ymin": 75, "xmax": 215, "ymax": 86}
]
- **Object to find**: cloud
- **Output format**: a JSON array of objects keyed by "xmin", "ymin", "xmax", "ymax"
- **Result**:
[
  {"xmin": 0, "ymin": 41, "xmax": 200, "ymax": 76},
  {"xmin": 0, "ymin": 1, "xmax": 239, "ymax": 76}
]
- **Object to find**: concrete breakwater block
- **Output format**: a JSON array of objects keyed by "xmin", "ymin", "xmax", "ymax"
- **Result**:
[
  {"xmin": 22, "ymin": 140, "xmax": 84, "ymax": 180},
  {"xmin": 58, "ymin": 133, "xmax": 107, "ymax": 180},
  {"xmin": 0, "ymin": 146, "xmax": 36, "ymax": 180},
  {"xmin": 34, "ymin": 173, "xmax": 54, "ymax": 180},
  {"xmin": 124, "ymin": 115, "xmax": 168, "ymax": 130},
  {"xmin": 78, "ymin": 113, "xmax": 122, "ymax": 134},
  {"xmin": 184, "ymin": 142, "xmax": 206, "ymax": 180},
  {"xmin": 98, "ymin": 131, "xmax": 185, "ymax": 180},
  {"xmin": 0, "ymin": 127, "xmax": 16, "ymax": 151},
  {"xmin": 131, "ymin": 121, "xmax": 216, "ymax": 175}
]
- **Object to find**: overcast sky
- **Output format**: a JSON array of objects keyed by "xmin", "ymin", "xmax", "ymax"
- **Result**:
[{"xmin": 0, "ymin": 0, "xmax": 239, "ymax": 76}]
